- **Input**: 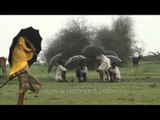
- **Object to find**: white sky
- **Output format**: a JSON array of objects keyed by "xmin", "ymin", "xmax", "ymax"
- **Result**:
[{"xmin": 0, "ymin": 15, "xmax": 160, "ymax": 60}]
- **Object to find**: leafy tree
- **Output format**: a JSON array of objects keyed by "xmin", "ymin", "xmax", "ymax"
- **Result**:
[
  {"xmin": 43, "ymin": 18, "xmax": 93, "ymax": 63},
  {"xmin": 96, "ymin": 16, "xmax": 137, "ymax": 63}
]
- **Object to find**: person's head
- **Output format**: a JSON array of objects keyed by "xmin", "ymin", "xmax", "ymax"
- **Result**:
[
  {"xmin": 79, "ymin": 60, "xmax": 85, "ymax": 66},
  {"xmin": 111, "ymin": 62, "xmax": 116, "ymax": 69},
  {"xmin": 58, "ymin": 59, "xmax": 65, "ymax": 65}
]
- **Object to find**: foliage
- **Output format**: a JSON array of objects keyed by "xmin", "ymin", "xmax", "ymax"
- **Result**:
[
  {"xmin": 143, "ymin": 51, "xmax": 160, "ymax": 61},
  {"xmin": 42, "ymin": 16, "xmax": 143, "ymax": 65},
  {"xmin": 96, "ymin": 16, "xmax": 137, "ymax": 63},
  {"xmin": 43, "ymin": 18, "xmax": 93, "ymax": 63}
]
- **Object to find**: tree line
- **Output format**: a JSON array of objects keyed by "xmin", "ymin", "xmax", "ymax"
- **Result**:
[{"xmin": 41, "ymin": 16, "xmax": 143, "ymax": 64}]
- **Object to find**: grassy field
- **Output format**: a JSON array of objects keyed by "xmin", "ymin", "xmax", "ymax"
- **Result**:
[{"xmin": 1, "ymin": 61, "xmax": 160, "ymax": 105}]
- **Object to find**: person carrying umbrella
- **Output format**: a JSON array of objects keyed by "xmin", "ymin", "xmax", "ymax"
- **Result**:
[
  {"xmin": 9, "ymin": 36, "xmax": 41, "ymax": 105},
  {"xmin": 76, "ymin": 60, "xmax": 88, "ymax": 82},
  {"xmin": 96, "ymin": 54, "xmax": 111, "ymax": 82},
  {"xmin": 109, "ymin": 62, "xmax": 121, "ymax": 82},
  {"xmin": 55, "ymin": 59, "xmax": 68, "ymax": 82}
]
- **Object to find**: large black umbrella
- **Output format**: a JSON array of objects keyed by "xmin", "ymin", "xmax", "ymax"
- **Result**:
[
  {"xmin": 64, "ymin": 55, "xmax": 87, "ymax": 66},
  {"xmin": 8, "ymin": 26, "xmax": 42, "ymax": 67},
  {"xmin": 48, "ymin": 52, "xmax": 63, "ymax": 73},
  {"xmin": 105, "ymin": 50, "xmax": 118, "ymax": 57},
  {"xmin": 81, "ymin": 45, "xmax": 106, "ymax": 58}
]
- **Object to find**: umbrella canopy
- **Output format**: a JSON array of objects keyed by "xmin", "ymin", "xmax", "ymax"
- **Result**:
[
  {"xmin": 81, "ymin": 45, "xmax": 106, "ymax": 58},
  {"xmin": 48, "ymin": 52, "xmax": 63, "ymax": 73},
  {"xmin": 105, "ymin": 55, "xmax": 122, "ymax": 63},
  {"xmin": 105, "ymin": 50, "xmax": 118, "ymax": 57},
  {"xmin": 65, "ymin": 55, "xmax": 87, "ymax": 66},
  {"xmin": 8, "ymin": 26, "xmax": 42, "ymax": 67}
]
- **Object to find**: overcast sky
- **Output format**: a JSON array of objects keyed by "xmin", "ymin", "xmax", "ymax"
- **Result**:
[{"xmin": 0, "ymin": 15, "xmax": 160, "ymax": 60}]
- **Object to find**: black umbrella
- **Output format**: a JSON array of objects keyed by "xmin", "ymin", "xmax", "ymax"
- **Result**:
[
  {"xmin": 48, "ymin": 52, "xmax": 63, "ymax": 73},
  {"xmin": 64, "ymin": 55, "xmax": 87, "ymax": 66},
  {"xmin": 105, "ymin": 50, "xmax": 118, "ymax": 57},
  {"xmin": 8, "ymin": 26, "xmax": 42, "ymax": 67},
  {"xmin": 81, "ymin": 45, "xmax": 106, "ymax": 58}
]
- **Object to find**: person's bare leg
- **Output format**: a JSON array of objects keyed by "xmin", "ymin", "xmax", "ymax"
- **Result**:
[
  {"xmin": 17, "ymin": 73, "xmax": 28, "ymax": 105},
  {"xmin": 98, "ymin": 70, "xmax": 104, "ymax": 82},
  {"xmin": 17, "ymin": 93, "xmax": 21, "ymax": 105},
  {"xmin": 111, "ymin": 73, "xmax": 116, "ymax": 82},
  {"xmin": 62, "ymin": 71, "xmax": 68, "ymax": 82},
  {"xmin": 17, "ymin": 92, "xmax": 25, "ymax": 105},
  {"xmin": 105, "ymin": 71, "xmax": 109, "ymax": 81},
  {"xmin": 83, "ymin": 73, "xmax": 87, "ymax": 82}
]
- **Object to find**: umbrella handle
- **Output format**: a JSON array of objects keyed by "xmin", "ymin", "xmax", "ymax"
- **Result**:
[
  {"xmin": 24, "ymin": 37, "xmax": 34, "ymax": 46},
  {"xmin": 24, "ymin": 38, "xmax": 36, "ymax": 52}
]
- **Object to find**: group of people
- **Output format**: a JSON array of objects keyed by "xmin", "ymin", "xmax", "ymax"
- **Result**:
[
  {"xmin": 96, "ymin": 54, "xmax": 121, "ymax": 82},
  {"xmin": 54, "ymin": 54, "xmax": 121, "ymax": 83},
  {"xmin": 54, "ymin": 59, "xmax": 88, "ymax": 82}
]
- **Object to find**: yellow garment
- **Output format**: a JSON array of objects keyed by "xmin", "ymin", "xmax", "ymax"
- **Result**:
[{"xmin": 9, "ymin": 37, "xmax": 33, "ymax": 76}]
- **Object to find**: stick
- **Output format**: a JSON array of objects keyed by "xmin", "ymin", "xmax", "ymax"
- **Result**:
[
  {"xmin": 0, "ymin": 71, "xmax": 27, "ymax": 89},
  {"xmin": 0, "ymin": 79, "xmax": 11, "ymax": 88}
]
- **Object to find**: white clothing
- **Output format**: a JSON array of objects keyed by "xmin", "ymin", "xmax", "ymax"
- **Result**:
[
  {"xmin": 97, "ymin": 54, "xmax": 111, "ymax": 71},
  {"xmin": 79, "ymin": 66, "xmax": 88, "ymax": 74},
  {"xmin": 55, "ymin": 64, "xmax": 67, "ymax": 81},
  {"xmin": 79, "ymin": 66, "xmax": 88, "ymax": 81},
  {"xmin": 110, "ymin": 66, "xmax": 121, "ymax": 80}
]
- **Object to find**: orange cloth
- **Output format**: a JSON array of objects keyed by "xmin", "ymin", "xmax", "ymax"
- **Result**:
[{"xmin": 9, "ymin": 37, "xmax": 33, "ymax": 76}]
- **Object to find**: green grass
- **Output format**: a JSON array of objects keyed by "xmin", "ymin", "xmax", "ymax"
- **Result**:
[{"xmin": 1, "ymin": 61, "xmax": 160, "ymax": 105}]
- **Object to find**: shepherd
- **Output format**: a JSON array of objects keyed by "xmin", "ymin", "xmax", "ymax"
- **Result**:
[
  {"xmin": 96, "ymin": 54, "xmax": 111, "ymax": 82},
  {"xmin": 8, "ymin": 36, "xmax": 42, "ymax": 105}
]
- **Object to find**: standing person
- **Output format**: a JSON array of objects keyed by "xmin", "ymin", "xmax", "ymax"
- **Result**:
[
  {"xmin": 76, "ymin": 60, "xmax": 88, "ymax": 82},
  {"xmin": 109, "ymin": 62, "xmax": 121, "ymax": 82},
  {"xmin": 9, "ymin": 36, "xmax": 41, "ymax": 105},
  {"xmin": 55, "ymin": 60, "xmax": 68, "ymax": 82},
  {"xmin": 96, "ymin": 54, "xmax": 111, "ymax": 82}
]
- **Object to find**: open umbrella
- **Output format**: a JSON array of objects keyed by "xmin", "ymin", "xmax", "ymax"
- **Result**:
[
  {"xmin": 48, "ymin": 52, "xmax": 63, "ymax": 73},
  {"xmin": 105, "ymin": 55, "xmax": 122, "ymax": 63},
  {"xmin": 65, "ymin": 55, "xmax": 87, "ymax": 66},
  {"xmin": 81, "ymin": 45, "xmax": 106, "ymax": 58},
  {"xmin": 105, "ymin": 50, "xmax": 118, "ymax": 57},
  {"xmin": 8, "ymin": 26, "xmax": 42, "ymax": 67},
  {"xmin": 0, "ymin": 27, "xmax": 42, "ymax": 89}
]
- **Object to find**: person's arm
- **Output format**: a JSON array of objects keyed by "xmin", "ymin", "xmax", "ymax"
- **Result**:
[
  {"xmin": 19, "ymin": 37, "xmax": 32, "ymax": 52},
  {"xmin": 19, "ymin": 37, "xmax": 36, "ymax": 53},
  {"xmin": 59, "ymin": 65, "xmax": 67, "ymax": 72},
  {"xmin": 24, "ymin": 37, "xmax": 36, "ymax": 52}
]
